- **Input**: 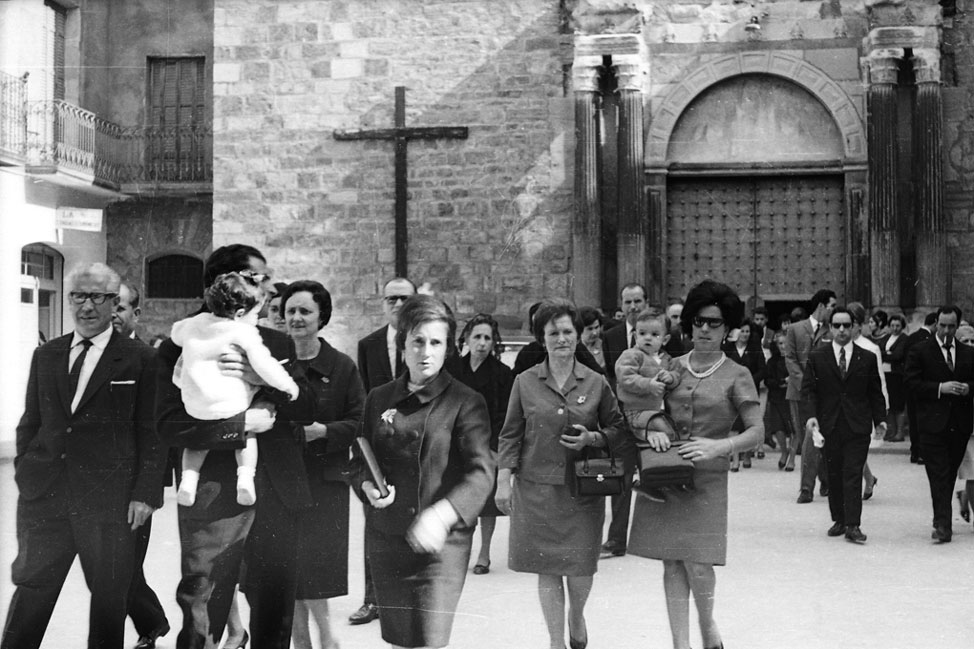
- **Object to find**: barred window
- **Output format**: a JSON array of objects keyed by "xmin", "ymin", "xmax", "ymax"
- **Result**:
[{"xmin": 146, "ymin": 254, "xmax": 203, "ymax": 299}]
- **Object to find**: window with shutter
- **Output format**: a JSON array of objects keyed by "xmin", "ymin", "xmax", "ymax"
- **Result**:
[{"xmin": 146, "ymin": 57, "xmax": 206, "ymax": 181}]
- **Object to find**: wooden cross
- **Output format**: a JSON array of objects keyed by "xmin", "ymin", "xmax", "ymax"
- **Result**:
[{"xmin": 334, "ymin": 86, "xmax": 469, "ymax": 277}]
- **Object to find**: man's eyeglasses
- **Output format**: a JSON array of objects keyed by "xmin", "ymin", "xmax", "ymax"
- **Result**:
[
  {"xmin": 69, "ymin": 292, "xmax": 117, "ymax": 305},
  {"xmin": 238, "ymin": 270, "xmax": 269, "ymax": 286},
  {"xmin": 692, "ymin": 316, "xmax": 725, "ymax": 329},
  {"xmin": 384, "ymin": 295, "xmax": 410, "ymax": 305},
  {"xmin": 831, "ymin": 322, "xmax": 854, "ymax": 329}
]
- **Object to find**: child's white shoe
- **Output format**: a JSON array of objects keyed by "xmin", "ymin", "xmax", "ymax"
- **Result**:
[
  {"xmin": 177, "ymin": 470, "xmax": 200, "ymax": 507},
  {"xmin": 236, "ymin": 466, "xmax": 257, "ymax": 506}
]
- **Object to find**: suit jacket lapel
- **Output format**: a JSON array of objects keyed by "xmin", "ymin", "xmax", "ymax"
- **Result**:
[
  {"xmin": 54, "ymin": 336, "xmax": 73, "ymax": 414},
  {"xmin": 75, "ymin": 330, "xmax": 121, "ymax": 413}
]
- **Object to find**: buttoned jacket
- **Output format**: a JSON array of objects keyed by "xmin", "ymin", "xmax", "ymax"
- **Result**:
[
  {"xmin": 904, "ymin": 336, "xmax": 974, "ymax": 436},
  {"xmin": 784, "ymin": 317, "xmax": 832, "ymax": 401},
  {"xmin": 498, "ymin": 360, "xmax": 626, "ymax": 485},
  {"xmin": 799, "ymin": 343, "xmax": 887, "ymax": 436},
  {"xmin": 357, "ymin": 325, "xmax": 397, "ymax": 392},
  {"xmin": 15, "ymin": 329, "xmax": 165, "ymax": 519},
  {"xmin": 353, "ymin": 370, "xmax": 494, "ymax": 535}
]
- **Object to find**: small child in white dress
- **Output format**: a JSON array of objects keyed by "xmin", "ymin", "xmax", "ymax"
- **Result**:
[{"xmin": 171, "ymin": 272, "xmax": 299, "ymax": 507}]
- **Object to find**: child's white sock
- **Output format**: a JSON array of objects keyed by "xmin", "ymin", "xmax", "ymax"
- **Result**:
[
  {"xmin": 236, "ymin": 466, "xmax": 257, "ymax": 506},
  {"xmin": 177, "ymin": 469, "xmax": 201, "ymax": 507}
]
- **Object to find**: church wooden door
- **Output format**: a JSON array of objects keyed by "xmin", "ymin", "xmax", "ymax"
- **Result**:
[{"xmin": 664, "ymin": 175, "xmax": 845, "ymax": 303}]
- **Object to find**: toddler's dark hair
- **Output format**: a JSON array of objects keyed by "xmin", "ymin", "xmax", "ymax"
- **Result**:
[{"xmin": 204, "ymin": 272, "xmax": 265, "ymax": 318}]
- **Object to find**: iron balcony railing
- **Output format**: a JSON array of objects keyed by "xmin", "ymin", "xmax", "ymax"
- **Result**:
[{"xmin": 7, "ymin": 97, "xmax": 211, "ymax": 187}]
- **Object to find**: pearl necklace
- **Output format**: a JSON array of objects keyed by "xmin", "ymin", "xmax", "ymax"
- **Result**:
[{"xmin": 686, "ymin": 351, "xmax": 727, "ymax": 378}]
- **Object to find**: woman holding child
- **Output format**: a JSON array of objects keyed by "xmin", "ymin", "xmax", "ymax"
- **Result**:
[
  {"xmin": 496, "ymin": 299, "xmax": 626, "ymax": 649},
  {"xmin": 281, "ymin": 280, "xmax": 365, "ymax": 649},
  {"xmin": 628, "ymin": 280, "xmax": 764, "ymax": 649}
]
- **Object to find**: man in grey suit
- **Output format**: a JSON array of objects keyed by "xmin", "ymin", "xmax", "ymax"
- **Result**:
[{"xmin": 785, "ymin": 289, "xmax": 836, "ymax": 504}]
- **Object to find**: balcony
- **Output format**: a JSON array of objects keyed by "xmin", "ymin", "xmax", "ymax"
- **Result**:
[{"xmin": 1, "ymin": 79, "xmax": 211, "ymax": 195}]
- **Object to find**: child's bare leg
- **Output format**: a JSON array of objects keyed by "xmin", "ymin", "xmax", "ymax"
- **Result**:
[
  {"xmin": 178, "ymin": 448, "xmax": 208, "ymax": 506},
  {"xmin": 235, "ymin": 437, "xmax": 258, "ymax": 506}
]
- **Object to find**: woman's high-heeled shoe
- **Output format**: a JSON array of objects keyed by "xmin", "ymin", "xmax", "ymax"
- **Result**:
[
  {"xmin": 958, "ymin": 490, "xmax": 970, "ymax": 523},
  {"xmin": 222, "ymin": 630, "xmax": 249, "ymax": 649}
]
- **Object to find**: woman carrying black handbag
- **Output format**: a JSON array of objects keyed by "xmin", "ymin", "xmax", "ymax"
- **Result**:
[
  {"xmin": 628, "ymin": 281, "xmax": 764, "ymax": 649},
  {"xmin": 495, "ymin": 299, "xmax": 625, "ymax": 649}
]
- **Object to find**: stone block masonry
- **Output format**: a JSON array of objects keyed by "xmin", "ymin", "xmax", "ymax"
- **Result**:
[{"xmin": 214, "ymin": 0, "xmax": 573, "ymax": 355}]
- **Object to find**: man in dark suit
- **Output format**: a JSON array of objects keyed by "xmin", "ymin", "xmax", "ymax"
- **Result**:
[
  {"xmin": 599, "ymin": 282, "xmax": 654, "ymax": 557},
  {"xmin": 113, "ymin": 282, "xmax": 173, "ymax": 649},
  {"xmin": 801, "ymin": 307, "xmax": 887, "ymax": 543},
  {"xmin": 156, "ymin": 244, "xmax": 317, "ymax": 648},
  {"xmin": 665, "ymin": 301, "xmax": 691, "ymax": 356},
  {"xmin": 785, "ymin": 289, "xmax": 836, "ymax": 503},
  {"xmin": 904, "ymin": 311, "xmax": 937, "ymax": 464},
  {"xmin": 904, "ymin": 305, "xmax": 974, "ymax": 543},
  {"xmin": 350, "ymin": 276, "xmax": 416, "ymax": 624},
  {"xmin": 2, "ymin": 263, "xmax": 165, "ymax": 649}
]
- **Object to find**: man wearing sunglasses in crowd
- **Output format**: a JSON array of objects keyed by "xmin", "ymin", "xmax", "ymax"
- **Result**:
[
  {"xmin": 155, "ymin": 244, "xmax": 318, "ymax": 649},
  {"xmin": 800, "ymin": 306, "xmax": 887, "ymax": 544},
  {"xmin": 3, "ymin": 263, "xmax": 166, "ymax": 649},
  {"xmin": 349, "ymin": 276, "xmax": 417, "ymax": 625}
]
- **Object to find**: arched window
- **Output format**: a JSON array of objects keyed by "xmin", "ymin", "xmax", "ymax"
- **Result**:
[{"xmin": 146, "ymin": 254, "xmax": 203, "ymax": 299}]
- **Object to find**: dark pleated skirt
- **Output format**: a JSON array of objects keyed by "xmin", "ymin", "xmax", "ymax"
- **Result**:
[
  {"xmin": 508, "ymin": 478, "xmax": 604, "ymax": 577},
  {"xmin": 368, "ymin": 526, "xmax": 474, "ymax": 648}
]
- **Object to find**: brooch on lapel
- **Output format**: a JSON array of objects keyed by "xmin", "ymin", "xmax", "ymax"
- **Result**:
[
  {"xmin": 320, "ymin": 377, "xmax": 330, "ymax": 384},
  {"xmin": 577, "ymin": 395, "xmax": 587, "ymax": 404},
  {"xmin": 380, "ymin": 409, "xmax": 397, "ymax": 424}
]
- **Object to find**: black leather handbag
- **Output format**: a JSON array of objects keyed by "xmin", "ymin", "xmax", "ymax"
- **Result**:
[
  {"xmin": 633, "ymin": 412, "xmax": 695, "ymax": 492},
  {"xmin": 573, "ymin": 438, "xmax": 625, "ymax": 497}
]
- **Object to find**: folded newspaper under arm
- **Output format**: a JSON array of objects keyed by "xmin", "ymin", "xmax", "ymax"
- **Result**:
[{"xmin": 355, "ymin": 436, "xmax": 390, "ymax": 498}]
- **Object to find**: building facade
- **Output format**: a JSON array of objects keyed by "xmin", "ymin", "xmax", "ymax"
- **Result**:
[{"xmin": 0, "ymin": 0, "xmax": 213, "ymax": 443}]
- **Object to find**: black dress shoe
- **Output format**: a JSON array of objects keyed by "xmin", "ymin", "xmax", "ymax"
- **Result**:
[
  {"xmin": 844, "ymin": 526, "xmax": 867, "ymax": 543},
  {"xmin": 134, "ymin": 622, "xmax": 170, "ymax": 649},
  {"xmin": 348, "ymin": 602, "xmax": 379, "ymax": 625},
  {"xmin": 796, "ymin": 489, "xmax": 813, "ymax": 504},
  {"xmin": 819, "ymin": 485, "xmax": 830, "ymax": 497},
  {"xmin": 931, "ymin": 526, "xmax": 952, "ymax": 543},
  {"xmin": 600, "ymin": 540, "xmax": 626, "ymax": 557},
  {"xmin": 827, "ymin": 522, "xmax": 846, "ymax": 537}
]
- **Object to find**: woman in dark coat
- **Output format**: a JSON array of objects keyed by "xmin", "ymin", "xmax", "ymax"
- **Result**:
[
  {"xmin": 447, "ymin": 313, "xmax": 513, "ymax": 575},
  {"xmin": 281, "ymin": 281, "xmax": 365, "ymax": 649},
  {"xmin": 353, "ymin": 295, "xmax": 494, "ymax": 649},
  {"xmin": 723, "ymin": 318, "xmax": 766, "ymax": 469}
]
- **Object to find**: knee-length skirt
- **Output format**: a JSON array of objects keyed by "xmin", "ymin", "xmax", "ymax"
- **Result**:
[
  {"xmin": 294, "ymin": 478, "xmax": 349, "ymax": 600},
  {"xmin": 628, "ymin": 468, "xmax": 729, "ymax": 566},
  {"xmin": 368, "ymin": 526, "xmax": 474, "ymax": 649},
  {"xmin": 508, "ymin": 478, "xmax": 604, "ymax": 577}
]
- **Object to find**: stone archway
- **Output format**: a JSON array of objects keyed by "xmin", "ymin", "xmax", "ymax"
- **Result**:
[{"xmin": 646, "ymin": 51, "xmax": 866, "ymax": 165}]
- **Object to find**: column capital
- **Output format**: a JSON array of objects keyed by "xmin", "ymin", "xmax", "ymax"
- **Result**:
[
  {"xmin": 612, "ymin": 54, "xmax": 645, "ymax": 92},
  {"xmin": 572, "ymin": 54, "xmax": 603, "ymax": 93},
  {"xmin": 912, "ymin": 48, "xmax": 941, "ymax": 84},
  {"xmin": 866, "ymin": 48, "xmax": 904, "ymax": 85}
]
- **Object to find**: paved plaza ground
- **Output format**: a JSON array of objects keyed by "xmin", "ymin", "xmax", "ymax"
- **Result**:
[{"xmin": 0, "ymin": 445, "xmax": 971, "ymax": 649}]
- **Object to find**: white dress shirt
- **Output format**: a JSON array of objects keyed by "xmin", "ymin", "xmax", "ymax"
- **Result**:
[
  {"xmin": 69, "ymin": 325, "xmax": 113, "ymax": 413},
  {"xmin": 386, "ymin": 324, "xmax": 399, "ymax": 376}
]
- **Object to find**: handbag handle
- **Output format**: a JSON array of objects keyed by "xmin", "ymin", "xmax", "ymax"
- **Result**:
[{"xmin": 580, "ymin": 430, "xmax": 617, "ymax": 471}]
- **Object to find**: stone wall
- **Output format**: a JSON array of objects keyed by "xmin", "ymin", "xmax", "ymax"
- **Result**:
[
  {"xmin": 105, "ymin": 197, "xmax": 213, "ymax": 341},
  {"xmin": 212, "ymin": 0, "xmax": 572, "ymax": 354}
]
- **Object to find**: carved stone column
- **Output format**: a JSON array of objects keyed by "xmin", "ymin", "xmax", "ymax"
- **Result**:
[
  {"xmin": 866, "ymin": 49, "xmax": 903, "ymax": 308},
  {"xmin": 913, "ymin": 48, "xmax": 947, "ymax": 307},
  {"xmin": 571, "ymin": 55, "xmax": 602, "ymax": 307},
  {"xmin": 615, "ymin": 54, "xmax": 648, "ymax": 290}
]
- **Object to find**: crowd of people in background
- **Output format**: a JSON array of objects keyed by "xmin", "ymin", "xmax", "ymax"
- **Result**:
[{"xmin": 6, "ymin": 242, "xmax": 974, "ymax": 649}]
